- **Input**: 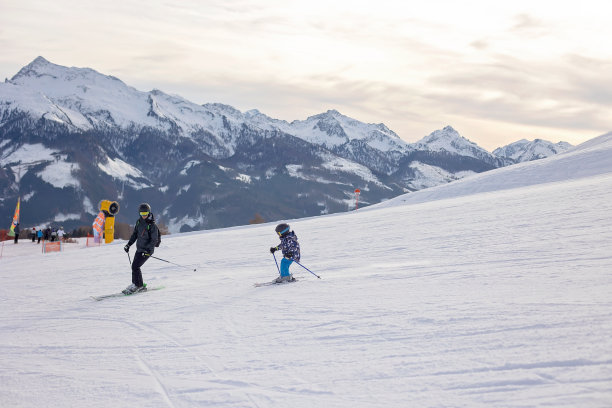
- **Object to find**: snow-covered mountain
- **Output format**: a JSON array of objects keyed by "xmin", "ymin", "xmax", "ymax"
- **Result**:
[
  {"xmin": 289, "ymin": 110, "xmax": 410, "ymax": 152},
  {"xmin": 415, "ymin": 125, "xmax": 502, "ymax": 166},
  {"xmin": 1, "ymin": 58, "xmax": 409, "ymax": 161},
  {"xmin": 0, "ymin": 57, "xmax": 570, "ymax": 233},
  {"xmin": 1, "ymin": 131, "xmax": 610, "ymax": 408},
  {"xmin": 3, "ymin": 57, "xmax": 255, "ymax": 159},
  {"xmin": 493, "ymin": 139, "xmax": 573, "ymax": 163}
]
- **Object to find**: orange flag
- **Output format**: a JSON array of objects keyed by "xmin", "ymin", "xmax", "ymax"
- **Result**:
[
  {"xmin": 8, "ymin": 197, "xmax": 20, "ymax": 237},
  {"xmin": 92, "ymin": 211, "xmax": 105, "ymax": 236}
]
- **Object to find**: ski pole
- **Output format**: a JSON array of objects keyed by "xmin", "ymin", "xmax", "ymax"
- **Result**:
[
  {"xmin": 127, "ymin": 252, "xmax": 132, "ymax": 265},
  {"xmin": 293, "ymin": 260, "xmax": 321, "ymax": 279},
  {"xmin": 149, "ymin": 255, "xmax": 197, "ymax": 271},
  {"xmin": 272, "ymin": 252, "xmax": 281, "ymax": 275}
]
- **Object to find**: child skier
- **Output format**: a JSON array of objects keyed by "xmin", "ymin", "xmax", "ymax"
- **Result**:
[
  {"xmin": 269, "ymin": 223, "xmax": 300, "ymax": 283},
  {"xmin": 123, "ymin": 203, "xmax": 161, "ymax": 294}
]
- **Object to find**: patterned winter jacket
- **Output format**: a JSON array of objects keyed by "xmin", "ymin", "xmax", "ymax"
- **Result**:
[{"xmin": 276, "ymin": 231, "xmax": 300, "ymax": 262}]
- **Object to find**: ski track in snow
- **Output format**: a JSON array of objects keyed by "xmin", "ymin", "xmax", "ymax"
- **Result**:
[{"xmin": 1, "ymin": 141, "xmax": 612, "ymax": 406}]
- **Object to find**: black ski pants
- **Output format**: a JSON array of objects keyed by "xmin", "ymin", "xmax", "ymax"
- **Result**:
[{"xmin": 131, "ymin": 251, "xmax": 149, "ymax": 287}]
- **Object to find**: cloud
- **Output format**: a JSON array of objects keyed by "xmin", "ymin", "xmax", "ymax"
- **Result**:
[
  {"xmin": 419, "ymin": 52, "xmax": 612, "ymax": 131},
  {"xmin": 2, "ymin": 0, "xmax": 610, "ymax": 149},
  {"xmin": 564, "ymin": 54, "xmax": 612, "ymax": 106},
  {"xmin": 511, "ymin": 14, "xmax": 546, "ymax": 32}
]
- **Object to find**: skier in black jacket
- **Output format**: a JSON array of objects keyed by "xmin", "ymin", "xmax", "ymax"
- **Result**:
[
  {"xmin": 123, "ymin": 203, "xmax": 161, "ymax": 294},
  {"xmin": 13, "ymin": 223, "xmax": 20, "ymax": 244}
]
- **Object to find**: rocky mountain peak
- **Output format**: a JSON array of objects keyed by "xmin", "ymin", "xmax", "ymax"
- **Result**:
[{"xmin": 11, "ymin": 56, "xmax": 54, "ymax": 81}]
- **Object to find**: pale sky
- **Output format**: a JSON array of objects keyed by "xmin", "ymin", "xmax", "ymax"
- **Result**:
[{"xmin": 1, "ymin": 0, "xmax": 611, "ymax": 150}]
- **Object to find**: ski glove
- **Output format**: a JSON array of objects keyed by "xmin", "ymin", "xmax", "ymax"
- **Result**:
[
  {"xmin": 270, "ymin": 246, "xmax": 278, "ymax": 254},
  {"xmin": 142, "ymin": 252, "xmax": 151, "ymax": 257},
  {"xmin": 124, "ymin": 244, "xmax": 130, "ymax": 253}
]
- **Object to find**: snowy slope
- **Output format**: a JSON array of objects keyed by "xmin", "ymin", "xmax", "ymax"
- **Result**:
[
  {"xmin": 1, "ymin": 134, "xmax": 611, "ymax": 407},
  {"xmin": 406, "ymin": 161, "xmax": 476, "ymax": 190},
  {"xmin": 378, "ymin": 132, "xmax": 612, "ymax": 208}
]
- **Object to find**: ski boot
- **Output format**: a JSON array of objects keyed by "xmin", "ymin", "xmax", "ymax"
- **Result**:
[
  {"xmin": 122, "ymin": 283, "xmax": 147, "ymax": 295},
  {"xmin": 274, "ymin": 275, "xmax": 295, "ymax": 284}
]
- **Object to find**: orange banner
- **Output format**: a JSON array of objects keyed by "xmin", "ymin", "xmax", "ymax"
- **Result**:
[
  {"xmin": 43, "ymin": 241, "xmax": 62, "ymax": 254},
  {"xmin": 92, "ymin": 211, "xmax": 105, "ymax": 236}
]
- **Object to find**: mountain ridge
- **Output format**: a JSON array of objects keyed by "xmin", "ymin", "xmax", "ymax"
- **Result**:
[{"xmin": 0, "ymin": 57, "xmax": 573, "ymax": 232}]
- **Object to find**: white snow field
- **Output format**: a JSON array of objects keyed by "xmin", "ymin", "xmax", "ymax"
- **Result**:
[{"xmin": 1, "ymin": 134, "xmax": 612, "ymax": 408}]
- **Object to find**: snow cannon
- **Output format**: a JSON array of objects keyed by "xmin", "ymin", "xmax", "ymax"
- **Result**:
[{"xmin": 99, "ymin": 200, "xmax": 120, "ymax": 244}]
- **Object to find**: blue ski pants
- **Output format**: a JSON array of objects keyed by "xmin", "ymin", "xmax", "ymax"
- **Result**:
[{"xmin": 280, "ymin": 257, "xmax": 293, "ymax": 277}]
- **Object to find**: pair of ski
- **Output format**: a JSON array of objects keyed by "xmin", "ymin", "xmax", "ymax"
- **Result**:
[
  {"xmin": 253, "ymin": 278, "xmax": 298, "ymax": 287},
  {"xmin": 93, "ymin": 277, "xmax": 297, "ymax": 299},
  {"xmin": 91, "ymin": 285, "xmax": 165, "ymax": 301}
]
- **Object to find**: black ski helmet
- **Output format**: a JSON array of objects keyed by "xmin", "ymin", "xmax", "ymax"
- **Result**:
[
  {"xmin": 275, "ymin": 223, "xmax": 290, "ymax": 237},
  {"xmin": 138, "ymin": 203, "xmax": 151, "ymax": 214}
]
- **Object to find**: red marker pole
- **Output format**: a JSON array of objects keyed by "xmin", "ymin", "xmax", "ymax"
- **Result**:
[{"xmin": 354, "ymin": 188, "xmax": 361, "ymax": 210}]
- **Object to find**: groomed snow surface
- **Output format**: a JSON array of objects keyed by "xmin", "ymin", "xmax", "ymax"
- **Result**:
[{"xmin": 1, "ymin": 135, "xmax": 611, "ymax": 407}]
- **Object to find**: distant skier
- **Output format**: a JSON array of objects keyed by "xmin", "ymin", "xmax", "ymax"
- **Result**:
[
  {"xmin": 57, "ymin": 227, "xmax": 65, "ymax": 241},
  {"xmin": 13, "ymin": 223, "xmax": 20, "ymax": 244},
  {"xmin": 123, "ymin": 203, "xmax": 161, "ymax": 294},
  {"xmin": 269, "ymin": 223, "xmax": 300, "ymax": 283}
]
